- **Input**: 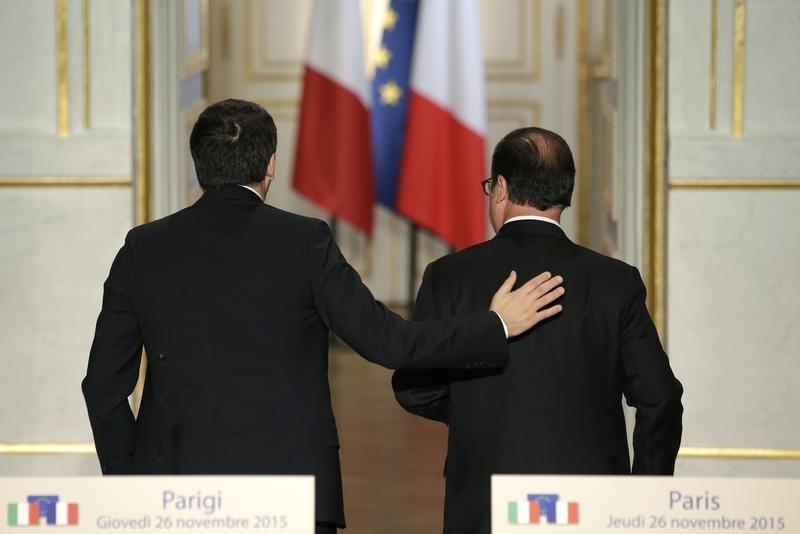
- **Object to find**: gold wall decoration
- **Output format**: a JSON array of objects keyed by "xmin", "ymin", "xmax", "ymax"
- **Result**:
[
  {"xmin": 646, "ymin": 0, "xmax": 667, "ymax": 338},
  {"xmin": 0, "ymin": 177, "xmax": 130, "ymax": 187},
  {"xmin": 709, "ymin": 0, "xmax": 717, "ymax": 129},
  {"xmin": 0, "ymin": 442, "xmax": 95, "ymax": 455},
  {"xmin": 670, "ymin": 179, "xmax": 800, "ymax": 190},
  {"xmin": 555, "ymin": 3, "xmax": 565, "ymax": 61},
  {"xmin": 487, "ymin": 99, "xmax": 541, "ymax": 126},
  {"xmin": 132, "ymin": 0, "xmax": 153, "ymax": 415},
  {"xmin": 184, "ymin": 0, "xmax": 210, "ymax": 77},
  {"xmin": 486, "ymin": 0, "xmax": 541, "ymax": 81},
  {"xmin": 680, "ymin": 447, "xmax": 800, "ymax": 461},
  {"xmin": 56, "ymin": 0, "xmax": 70, "ymax": 137},
  {"xmin": 576, "ymin": 0, "xmax": 591, "ymax": 246},
  {"xmin": 135, "ymin": 0, "xmax": 152, "ymax": 226},
  {"xmin": 245, "ymin": 1, "xmax": 303, "ymax": 82},
  {"xmin": 83, "ymin": 0, "xmax": 91, "ymax": 129},
  {"xmin": 732, "ymin": 0, "xmax": 745, "ymax": 138}
]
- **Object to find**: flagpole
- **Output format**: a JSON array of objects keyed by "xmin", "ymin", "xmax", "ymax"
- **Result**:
[{"xmin": 408, "ymin": 223, "xmax": 418, "ymax": 308}]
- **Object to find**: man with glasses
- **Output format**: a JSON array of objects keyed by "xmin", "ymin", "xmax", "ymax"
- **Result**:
[{"xmin": 392, "ymin": 127, "xmax": 683, "ymax": 534}]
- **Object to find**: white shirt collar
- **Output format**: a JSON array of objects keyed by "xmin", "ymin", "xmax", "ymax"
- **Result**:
[
  {"xmin": 502, "ymin": 215, "xmax": 561, "ymax": 228},
  {"xmin": 238, "ymin": 184, "xmax": 264, "ymax": 201}
]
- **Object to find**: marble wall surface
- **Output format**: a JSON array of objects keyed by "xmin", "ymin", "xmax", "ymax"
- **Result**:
[
  {"xmin": 668, "ymin": 190, "xmax": 800, "ymax": 476},
  {"xmin": 0, "ymin": 0, "xmax": 134, "ymax": 474},
  {"xmin": 667, "ymin": 0, "xmax": 800, "ymax": 476}
]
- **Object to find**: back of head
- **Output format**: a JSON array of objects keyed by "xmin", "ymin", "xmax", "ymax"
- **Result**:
[
  {"xmin": 189, "ymin": 99, "xmax": 277, "ymax": 190},
  {"xmin": 490, "ymin": 127, "xmax": 575, "ymax": 210}
]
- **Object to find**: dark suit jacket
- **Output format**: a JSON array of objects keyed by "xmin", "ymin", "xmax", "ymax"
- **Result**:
[
  {"xmin": 82, "ymin": 185, "xmax": 509, "ymax": 527},
  {"xmin": 392, "ymin": 219, "xmax": 683, "ymax": 534}
]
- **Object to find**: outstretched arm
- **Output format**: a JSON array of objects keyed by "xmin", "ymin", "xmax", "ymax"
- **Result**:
[{"xmin": 308, "ymin": 222, "xmax": 563, "ymax": 371}]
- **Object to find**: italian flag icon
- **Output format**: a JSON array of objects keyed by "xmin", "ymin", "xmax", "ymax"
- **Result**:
[{"xmin": 7, "ymin": 500, "xmax": 79, "ymax": 526}]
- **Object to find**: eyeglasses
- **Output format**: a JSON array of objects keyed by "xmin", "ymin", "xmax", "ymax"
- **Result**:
[{"xmin": 481, "ymin": 177, "xmax": 495, "ymax": 196}]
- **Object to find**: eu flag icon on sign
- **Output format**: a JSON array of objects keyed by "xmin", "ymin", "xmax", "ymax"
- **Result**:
[
  {"xmin": 528, "ymin": 494, "xmax": 560, "ymax": 523},
  {"xmin": 28, "ymin": 495, "xmax": 59, "ymax": 525}
]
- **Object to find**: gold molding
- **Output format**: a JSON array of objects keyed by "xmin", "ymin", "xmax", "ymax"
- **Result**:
[
  {"xmin": 132, "ymin": 0, "xmax": 153, "ymax": 415},
  {"xmin": 83, "ymin": 0, "xmax": 91, "ymax": 129},
  {"xmin": 0, "ymin": 442, "xmax": 95, "ymax": 455},
  {"xmin": 184, "ymin": 0, "xmax": 210, "ymax": 77},
  {"xmin": 732, "ymin": 0, "xmax": 745, "ymax": 138},
  {"xmin": 245, "ymin": 1, "xmax": 303, "ymax": 82},
  {"xmin": 646, "ymin": 0, "xmax": 667, "ymax": 337},
  {"xmin": 56, "ymin": 0, "xmax": 70, "ymax": 137},
  {"xmin": 486, "ymin": 0, "xmax": 541, "ymax": 81},
  {"xmin": 670, "ymin": 179, "xmax": 800, "ymax": 189},
  {"xmin": 679, "ymin": 447, "xmax": 800, "ymax": 461},
  {"xmin": 555, "ymin": 3, "xmax": 565, "ymax": 61},
  {"xmin": 3, "ymin": 445, "xmax": 798, "ymax": 460},
  {"xmin": 576, "ymin": 0, "xmax": 591, "ymax": 246},
  {"xmin": 589, "ymin": 0, "xmax": 614, "ymax": 80},
  {"xmin": 135, "ymin": 0, "xmax": 152, "ymax": 226},
  {"xmin": 0, "ymin": 177, "xmax": 131, "ymax": 187},
  {"xmin": 709, "ymin": 0, "xmax": 717, "ymax": 130},
  {"xmin": 487, "ymin": 99, "xmax": 541, "ymax": 126},
  {"xmin": 255, "ymin": 99, "xmax": 299, "ymax": 123}
]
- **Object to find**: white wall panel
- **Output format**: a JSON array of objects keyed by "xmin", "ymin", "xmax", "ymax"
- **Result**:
[
  {"xmin": 0, "ymin": 0, "xmax": 136, "ymax": 473},
  {"xmin": 0, "ymin": 1, "xmax": 56, "ymax": 133},
  {"xmin": 90, "ymin": 0, "xmax": 132, "ymax": 131},
  {"xmin": 0, "ymin": 188, "xmax": 132, "ymax": 472},
  {"xmin": 743, "ymin": 0, "xmax": 800, "ymax": 134},
  {"xmin": 668, "ymin": 189, "xmax": 800, "ymax": 474},
  {"xmin": 666, "ymin": 0, "xmax": 800, "ymax": 475}
]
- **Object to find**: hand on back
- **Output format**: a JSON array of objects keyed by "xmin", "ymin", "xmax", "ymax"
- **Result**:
[{"xmin": 490, "ymin": 271, "xmax": 564, "ymax": 337}]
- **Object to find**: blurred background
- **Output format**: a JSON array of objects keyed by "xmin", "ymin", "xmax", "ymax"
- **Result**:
[{"xmin": 1, "ymin": 0, "xmax": 798, "ymax": 532}]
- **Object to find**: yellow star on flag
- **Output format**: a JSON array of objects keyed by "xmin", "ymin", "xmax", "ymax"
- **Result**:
[
  {"xmin": 383, "ymin": 8, "xmax": 398, "ymax": 30},
  {"xmin": 374, "ymin": 46, "xmax": 392, "ymax": 69},
  {"xmin": 379, "ymin": 81, "xmax": 403, "ymax": 106}
]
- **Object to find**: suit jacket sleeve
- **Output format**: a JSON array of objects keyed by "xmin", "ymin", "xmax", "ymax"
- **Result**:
[
  {"xmin": 81, "ymin": 236, "xmax": 143, "ymax": 474},
  {"xmin": 620, "ymin": 267, "xmax": 684, "ymax": 475},
  {"xmin": 391, "ymin": 263, "xmax": 453, "ymax": 423},
  {"xmin": 308, "ymin": 222, "xmax": 508, "ymax": 371}
]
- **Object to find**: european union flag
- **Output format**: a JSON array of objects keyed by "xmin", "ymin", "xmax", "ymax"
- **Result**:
[
  {"xmin": 528, "ymin": 494, "xmax": 559, "ymax": 523},
  {"xmin": 370, "ymin": 0, "xmax": 419, "ymax": 208},
  {"xmin": 28, "ymin": 495, "xmax": 59, "ymax": 525}
]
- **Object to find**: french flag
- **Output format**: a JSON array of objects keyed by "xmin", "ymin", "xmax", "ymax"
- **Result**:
[
  {"xmin": 293, "ymin": 0, "xmax": 374, "ymax": 235},
  {"xmin": 395, "ymin": 0, "xmax": 487, "ymax": 250}
]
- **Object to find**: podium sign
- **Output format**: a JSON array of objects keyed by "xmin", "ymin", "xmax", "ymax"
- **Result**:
[
  {"xmin": 1, "ymin": 476, "xmax": 313, "ymax": 533},
  {"xmin": 492, "ymin": 475, "xmax": 799, "ymax": 533}
]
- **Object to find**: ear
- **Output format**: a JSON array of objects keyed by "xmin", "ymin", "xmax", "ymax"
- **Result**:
[
  {"xmin": 266, "ymin": 153, "xmax": 277, "ymax": 181},
  {"xmin": 494, "ymin": 174, "xmax": 509, "ymax": 204}
]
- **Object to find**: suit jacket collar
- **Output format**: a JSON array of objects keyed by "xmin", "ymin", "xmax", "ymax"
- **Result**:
[
  {"xmin": 495, "ymin": 218, "xmax": 570, "ymax": 241},
  {"xmin": 195, "ymin": 185, "xmax": 265, "ymax": 206}
]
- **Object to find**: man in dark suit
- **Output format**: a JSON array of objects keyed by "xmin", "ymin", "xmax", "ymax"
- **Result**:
[
  {"xmin": 392, "ymin": 127, "xmax": 683, "ymax": 534},
  {"xmin": 82, "ymin": 100, "xmax": 565, "ymax": 534}
]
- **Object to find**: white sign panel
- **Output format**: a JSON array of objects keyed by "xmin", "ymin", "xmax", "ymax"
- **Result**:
[
  {"xmin": 492, "ymin": 475, "xmax": 800, "ymax": 533},
  {"xmin": 0, "ymin": 476, "xmax": 313, "ymax": 533}
]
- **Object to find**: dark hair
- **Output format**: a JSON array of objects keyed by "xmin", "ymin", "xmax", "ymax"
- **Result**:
[
  {"xmin": 490, "ymin": 127, "xmax": 575, "ymax": 210},
  {"xmin": 189, "ymin": 99, "xmax": 277, "ymax": 190}
]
